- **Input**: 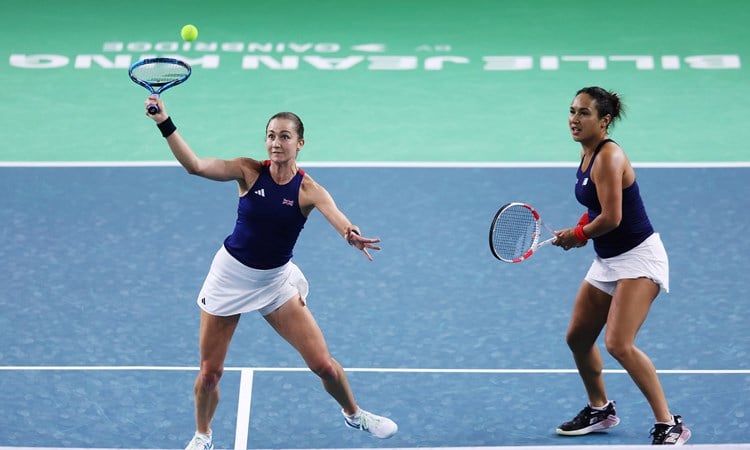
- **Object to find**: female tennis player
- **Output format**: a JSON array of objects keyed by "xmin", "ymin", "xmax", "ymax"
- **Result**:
[
  {"xmin": 142, "ymin": 96, "xmax": 397, "ymax": 450},
  {"xmin": 551, "ymin": 87, "xmax": 690, "ymax": 445}
]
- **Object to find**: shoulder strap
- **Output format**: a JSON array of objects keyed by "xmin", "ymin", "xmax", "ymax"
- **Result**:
[
  {"xmin": 594, "ymin": 138, "xmax": 615, "ymax": 154},
  {"xmin": 582, "ymin": 139, "xmax": 616, "ymax": 173}
]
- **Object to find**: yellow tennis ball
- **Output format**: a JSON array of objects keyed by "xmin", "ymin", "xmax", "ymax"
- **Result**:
[{"xmin": 181, "ymin": 24, "xmax": 198, "ymax": 42}]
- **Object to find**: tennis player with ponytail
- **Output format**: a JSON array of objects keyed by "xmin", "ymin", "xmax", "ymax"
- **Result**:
[
  {"xmin": 552, "ymin": 87, "xmax": 690, "ymax": 445},
  {"xmin": 142, "ymin": 95, "xmax": 397, "ymax": 450}
]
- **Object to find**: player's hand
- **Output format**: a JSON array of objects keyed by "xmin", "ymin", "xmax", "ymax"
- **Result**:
[
  {"xmin": 553, "ymin": 228, "xmax": 587, "ymax": 251},
  {"xmin": 345, "ymin": 227, "xmax": 381, "ymax": 261},
  {"xmin": 145, "ymin": 95, "xmax": 168, "ymax": 122}
]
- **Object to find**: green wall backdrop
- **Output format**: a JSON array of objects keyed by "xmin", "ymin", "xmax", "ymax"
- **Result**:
[{"xmin": 1, "ymin": 0, "xmax": 748, "ymax": 163}]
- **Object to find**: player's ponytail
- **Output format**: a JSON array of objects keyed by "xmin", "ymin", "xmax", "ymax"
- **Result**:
[{"xmin": 576, "ymin": 86, "xmax": 625, "ymax": 129}]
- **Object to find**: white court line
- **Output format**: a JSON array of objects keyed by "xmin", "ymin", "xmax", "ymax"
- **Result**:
[
  {"xmin": 235, "ymin": 369, "xmax": 254, "ymax": 450},
  {"xmin": 2, "ymin": 368, "xmax": 749, "ymax": 450},
  {"xmin": 2, "ymin": 445, "xmax": 750, "ymax": 449},
  {"xmin": 1, "ymin": 366, "xmax": 750, "ymax": 374}
]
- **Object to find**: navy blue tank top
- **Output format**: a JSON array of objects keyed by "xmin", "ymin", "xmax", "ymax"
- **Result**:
[
  {"xmin": 575, "ymin": 139, "xmax": 653, "ymax": 258},
  {"xmin": 223, "ymin": 161, "xmax": 307, "ymax": 269}
]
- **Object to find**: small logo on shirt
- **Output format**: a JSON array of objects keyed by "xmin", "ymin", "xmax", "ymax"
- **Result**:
[
  {"xmin": 582, "ymin": 178, "xmax": 589, "ymax": 186},
  {"xmin": 282, "ymin": 198, "xmax": 295, "ymax": 206},
  {"xmin": 254, "ymin": 188, "xmax": 266, "ymax": 197}
]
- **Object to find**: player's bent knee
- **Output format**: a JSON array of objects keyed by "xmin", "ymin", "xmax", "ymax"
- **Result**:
[
  {"xmin": 604, "ymin": 339, "xmax": 634, "ymax": 361},
  {"xmin": 565, "ymin": 332, "xmax": 593, "ymax": 353},
  {"xmin": 309, "ymin": 357, "xmax": 338, "ymax": 380},
  {"xmin": 198, "ymin": 368, "xmax": 223, "ymax": 391}
]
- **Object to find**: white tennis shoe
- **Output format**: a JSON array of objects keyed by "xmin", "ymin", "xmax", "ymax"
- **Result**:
[
  {"xmin": 184, "ymin": 432, "xmax": 213, "ymax": 450},
  {"xmin": 343, "ymin": 408, "xmax": 398, "ymax": 439}
]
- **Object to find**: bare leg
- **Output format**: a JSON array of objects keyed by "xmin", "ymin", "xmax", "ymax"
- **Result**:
[
  {"xmin": 605, "ymin": 278, "xmax": 671, "ymax": 422},
  {"xmin": 194, "ymin": 310, "xmax": 241, "ymax": 433},
  {"xmin": 264, "ymin": 295, "xmax": 358, "ymax": 414},
  {"xmin": 566, "ymin": 281, "xmax": 612, "ymax": 407}
]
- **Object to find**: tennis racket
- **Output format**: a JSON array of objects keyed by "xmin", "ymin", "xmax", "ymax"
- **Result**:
[
  {"xmin": 128, "ymin": 57, "xmax": 191, "ymax": 114},
  {"xmin": 488, "ymin": 202, "xmax": 557, "ymax": 263}
]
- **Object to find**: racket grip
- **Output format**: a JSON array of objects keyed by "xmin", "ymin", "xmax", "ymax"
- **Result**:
[{"xmin": 147, "ymin": 93, "xmax": 160, "ymax": 115}]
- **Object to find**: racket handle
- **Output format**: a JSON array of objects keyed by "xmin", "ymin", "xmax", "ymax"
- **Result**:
[
  {"xmin": 147, "ymin": 93, "xmax": 160, "ymax": 115},
  {"xmin": 538, "ymin": 236, "xmax": 557, "ymax": 248}
]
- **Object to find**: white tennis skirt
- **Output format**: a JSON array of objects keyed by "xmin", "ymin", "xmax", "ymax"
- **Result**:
[
  {"xmin": 196, "ymin": 245, "xmax": 309, "ymax": 317},
  {"xmin": 585, "ymin": 233, "xmax": 670, "ymax": 295}
]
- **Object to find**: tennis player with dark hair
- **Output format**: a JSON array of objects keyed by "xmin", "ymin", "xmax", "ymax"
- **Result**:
[
  {"xmin": 551, "ymin": 87, "xmax": 690, "ymax": 445},
  {"xmin": 142, "ymin": 96, "xmax": 398, "ymax": 450}
]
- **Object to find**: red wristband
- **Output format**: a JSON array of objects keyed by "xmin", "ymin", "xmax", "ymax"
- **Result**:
[
  {"xmin": 577, "ymin": 212, "xmax": 589, "ymax": 226},
  {"xmin": 574, "ymin": 224, "xmax": 588, "ymax": 242}
]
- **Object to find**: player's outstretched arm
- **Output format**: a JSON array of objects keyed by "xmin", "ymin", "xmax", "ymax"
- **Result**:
[
  {"xmin": 303, "ymin": 176, "xmax": 381, "ymax": 261},
  {"xmin": 143, "ymin": 96, "xmax": 251, "ymax": 182}
]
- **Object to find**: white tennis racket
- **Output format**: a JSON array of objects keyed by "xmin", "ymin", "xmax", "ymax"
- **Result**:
[{"xmin": 488, "ymin": 202, "xmax": 557, "ymax": 263}]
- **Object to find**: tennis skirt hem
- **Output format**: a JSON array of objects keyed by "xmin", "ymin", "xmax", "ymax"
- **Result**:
[
  {"xmin": 585, "ymin": 233, "xmax": 669, "ymax": 295},
  {"xmin": 196, "ymin": 245, "xmax": 309, "ymax": 317}
]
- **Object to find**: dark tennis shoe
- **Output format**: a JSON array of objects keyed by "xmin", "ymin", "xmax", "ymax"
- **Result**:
[
  {"xmin": 650, "ymin": 415, "xmax": 691, "ymax": 445},
  {"xmin": 556, "ymin": 401, "xmax": 621, "ymax": 436}
]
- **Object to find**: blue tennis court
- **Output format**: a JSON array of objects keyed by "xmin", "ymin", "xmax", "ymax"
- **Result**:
[
  {"xmin": 1, "ymin": 165, "xmax": 748, "ymax": 449},
  {"xmin": 2, "ymin": 0, "xmax": 749, "ymax": 447}
]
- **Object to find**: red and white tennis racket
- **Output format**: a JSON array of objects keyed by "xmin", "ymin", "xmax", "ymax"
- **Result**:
[{"xmin": 488, "ymin": 202, "xmax": 557, "ymax": 263}]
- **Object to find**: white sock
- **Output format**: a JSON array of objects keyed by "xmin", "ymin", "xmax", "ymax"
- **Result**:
[
  {"xmin": 343, "ymin": 408, "xmax": 362, "ymax": 424},
  {"xmin": 656, "ymin": 417, "xmax": 676, "ymax": 426},
  {"xmin": 195, "ymin": 430, "xmax": 212, "ymax": 440},
  {"xmin": 589, "ymin": 401, "xmax": 611, "ymax": 410}
]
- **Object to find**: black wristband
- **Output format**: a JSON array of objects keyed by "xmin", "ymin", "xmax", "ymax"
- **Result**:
[{"xmin": 157, "ymin": 117, "xmax": 177, "ymax": 138}]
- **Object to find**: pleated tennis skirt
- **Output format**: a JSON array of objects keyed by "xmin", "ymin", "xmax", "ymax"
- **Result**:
[
  {"xmin": 585, "ymin": 232, "xmax": 670, "ymax": 295},
  {"xmin": 196, "ymin": 245, "xmax": 309, "ymax": 317}
]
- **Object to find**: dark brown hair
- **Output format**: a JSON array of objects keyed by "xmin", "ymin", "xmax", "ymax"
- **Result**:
[
  {"xmin": 266, "ymin": 112, "xmax": 305, "ymax": 139},
  {"xmin": 576, "ymin": 87, "xmax": 624, "ymax": 128}
]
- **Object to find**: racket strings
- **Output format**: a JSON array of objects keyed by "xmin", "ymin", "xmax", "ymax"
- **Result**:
[
  {"xmin": 491, "ymin": 206, "xmax": 539, "ymax": 261},
  {"xmin": 131, "ymin": 62, "xmax": 189, "ymax": 85}
]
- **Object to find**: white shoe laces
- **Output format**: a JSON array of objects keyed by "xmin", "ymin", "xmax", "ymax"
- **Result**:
[
  {"xmin": 345, "ymin": 408, "xmax": 396, "ymax": 439},
  {"xmin": 358, "ymin": 411, "xmax": 373, "ymax": 431},
  {"xmin": 186, "ymin": 434, "xmax": 212, "ymax": 450}
]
